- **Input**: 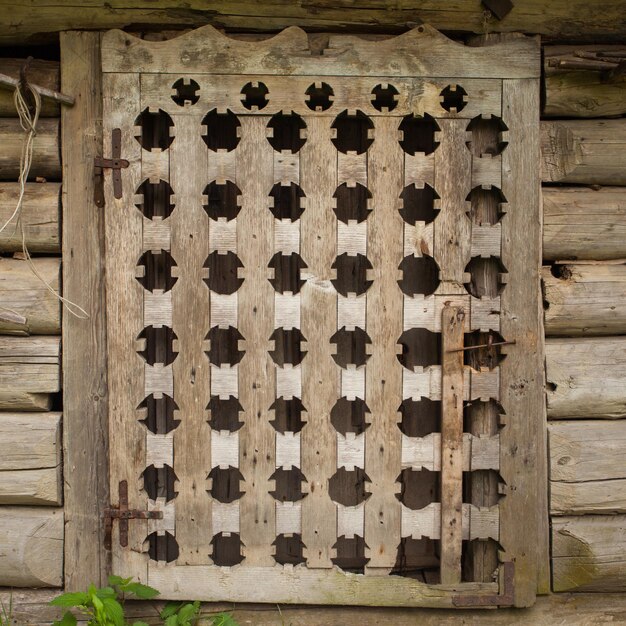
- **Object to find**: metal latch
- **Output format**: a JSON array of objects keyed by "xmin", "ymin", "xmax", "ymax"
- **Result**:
[{"xmin": 94, "ymin": 128, "xmax": 129, "ymax": 203}]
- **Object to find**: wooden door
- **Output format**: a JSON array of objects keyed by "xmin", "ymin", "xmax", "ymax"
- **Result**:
[{"xmin": 101, "ymin": 25, "xmax": 543, "ymax": 607}]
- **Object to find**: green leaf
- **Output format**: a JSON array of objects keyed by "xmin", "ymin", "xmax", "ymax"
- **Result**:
[
  {"xmin": 53, "ymin": 610, "xmax": 78, "ymax": 626},
  {"xmin": 160, "ymin": 602, "xmax": 183, "ymax": 620},
  {"xmin": 164, "ymin": 614, "xmax": 179, "ymax": 626},
  {"xmin": 132, "ymin": 621, "xmax": 150, "ymax": 626},
  {"xmin": 50, "ymin": 593, "xmax": 89, "ymax": 608},
  {"xmin": 176, "ymin": 603, "xmax": 199, "ymax": 626},
  {"xmin": 122, "ymin": 582, "xmax": 160, "ymax": 599},
  {"xmin": 91, "ymin": 594, "xmax": 104, "ymax": 613},
  {"xmin": 95, "ymin": 587, "xmax": 117, "ymax": 600},
  {"xmin": 211, "ymin": 614, "xmax": 239, "ymax": 626},
  {"xmin": 101, "ymin": 598, "xmax": 124, "ymax": 626},
  {"xmin": 108, "ymin": 575, "xmax": 132, "ymax": 587}
]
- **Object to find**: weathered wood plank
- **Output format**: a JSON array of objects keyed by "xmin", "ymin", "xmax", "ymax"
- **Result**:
[
  {"xmin": 0, "ymin": 257, "xmax": 60, "ymax": 335},
  {"xmin": 0, "ymin": 58, "xmax": 60, "ymax": 117},
  {"xmin": 0, "ymin": 336, "xmax": 60, "ymax": 395},
  {"xmin": 551, "ymin": 480, "xmax": 626, "ymax": 515},
  {"xmin": 542, "ymin": 187, "xmax": 626, "ymax": 261},
  {"xmin": 0, "ymin": 182, "xmax": 60, "ymax": 253},
  {"xmin": 543, "ymin": 263, "xmax": 626, "ymax": 336},
  {"xmin": 0, "ymin": 392, "xmax": 52, "ymax": 411},
  {"xmin": 546, "ymin": 337, "xmax": 626, "ymax": 419},
  {"xmin": 0, "ymin": 507, "xmax": 63, "ymax": 587},
  {"xmin": 544, "ymin": 46, "xmax": 626, "ymax": 118},
  {"xmin": 61, "ymin": 31, "xmax": 110, "ymax": 588},
  {"xmin": 552, "ymin": 516, "xmax": 626, "ymax": 592},
  {"xmin": 0, "ymin": 118, "xmax": 60, "ymax": 181},
  {"xmin": 541, "ymin": 120, "xmax": 626, "ymax": 186},
  {"xmin": 3, "ymin": 1, "xmax": 626, "ymax": 45}
]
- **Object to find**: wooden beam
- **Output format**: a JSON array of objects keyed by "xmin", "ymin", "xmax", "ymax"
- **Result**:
[
  {"xmin": 0, "ymin": 336, "xmax": 60, "ymax": 396},
  {"xmin": 546, "ymin": 337, "xmax": 626, "ymax": 419},
  {"xmin": 541, "ymin": 120, "xmax": 626, "ymax": 185},
  {"xmin": 60, "ymin": 30, "xmax": 110, "ymax": 589},
  {"xmin": 2, "ymin": 1, "xmax": 626, "ymax": 45},
  {"xmin": 552, "ymin": 516, "xmax": 626, "ymax": 592},
  {"xmin": 0, "ymin": 507, "xmax": 64, "ymax": 587},
  {"xmin": 544, "ymin": 46, "xmax": 626, "ymax": 118},
  {"xmin": 0, "ymin": 392, "xmax": 52, "ymax": 411},
  {"xmin": 543, "ymin": 263, "xmax": 626, "ymax": 336},
  {"xmin": 0, "ymin": 257, "xmax": 61, "ymax": 335},
  {"xmin": 542, "ymin": 187, "xmax": 626, "ymax": 261},
  {"xmin": 0, "ymin": 58, "xmax": 60, "ymax": 117}
]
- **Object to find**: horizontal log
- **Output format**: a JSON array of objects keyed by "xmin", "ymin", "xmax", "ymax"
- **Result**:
[
  {"xmin": 0, "ymin": 391, "xmax": 52, "ymax": 411},
  {"xmin": 0, "ymin": 118, "xmax": 60, "ymax": 181},
  {"xmin": 546, "ymin": 337, "xmax": 626, "ymax": 419},
  {"xmin": 0, "ymin": 58, "xmax": 60, "ymax": 117},
  {"xmin": 0, "ymin": 336, "xmax": 61, "ymax": 397},
  {"xmin": 551, "ymin": 480, "xmax": 626, "ymax": 515},
  {"xmin": 542, "ymin": 187, "xmax": 626, "ymax": 261},
  {"xmin": 0, "ymin": 182, "xmax": 61, "ymax": 252},
  {"xmin": 541, "ymin": 120, "xmax": 626, "ymax": 185},
  {"xmin": 543, "ymin": 263, "xmax": 626, "ymax": 336},
  {"xmin": 552, "ymin": 515, "xmax": 626, "ymax": 592},
  {"xmin": 0, "ymin": 257, "xmax": 61, "ymax": 335},
  {"xmin": 544, "ymin": 46, "xmax": 626, "ymax": 118},
  {"xmin": 0, "ymin": 507, "xmax": 63, "ymax": 587}
]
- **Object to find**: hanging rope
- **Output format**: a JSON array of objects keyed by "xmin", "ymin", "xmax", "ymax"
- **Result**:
[{"xmin": 0, "ymin": 67, "xmax": 88, "ymax": 321}]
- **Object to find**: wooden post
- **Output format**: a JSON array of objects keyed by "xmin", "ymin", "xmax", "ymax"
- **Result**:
[{"xmin": 440, "ymin": 305, "xmax": 465, "ymax": 584}]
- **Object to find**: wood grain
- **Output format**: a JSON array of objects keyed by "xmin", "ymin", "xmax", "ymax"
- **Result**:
[
  {"xmin": 0, "ymin": 336, "xmax": 60, "ymax": 395},
  {"xmin": 0, "ymin": 58, "xmax": 60, "ymax": 117}
]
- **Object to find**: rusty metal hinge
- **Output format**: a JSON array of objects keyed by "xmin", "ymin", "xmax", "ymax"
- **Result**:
[
  {"xmin": 94, "ymin": 128, "xmax": 129, "ymax": 204},
  {"xmin": 104, "ymin": 480, "xmax": 162, "ymax": 550},
  {"xmin": 452, "ymin": 561, "xmax": 515, "ymax": 607}
]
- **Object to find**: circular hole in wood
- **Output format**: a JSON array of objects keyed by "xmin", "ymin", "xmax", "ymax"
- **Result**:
[
  {"xmin": 269, "ymin": 182, "xmax": 306, "ymax": 221},
  {"xmin": 268, "ymin": 252, "xmax": 307, "ymax": 294},
  {"xmin": 398, "ymin": 254, "xmax": 440, "ymax": 297},
  {"xmin": 329, "ymin": 467, "xmax": 371, "ymax": 506},
  {"xmin": 398, "ymin": 398, "xmax": 440, "ymax": 437},
  {"xmin": 135, "ymin": 179, "xmax": 175, "ymax": 219},
  {"xmin": 332, "ymin": 535, "xmax": 370, "ymax": 574},
  {"xmin": 330, "ymin": 397, "xmax": 370, "ymax": 435},
  {"xmin": 392, "ymin": 537, "xmax": 440, "ymax": 581},
  {"xmin": 332, "ymin": 253, "xmax": 373, "ymax": 296},
  {"xmin": 273, "ymin": 534, "xmax": 306, "ymax": 566},
  {"xmin": 463, "ymin": 399, "xmax": 504, "ymax": 433},
  {"xmin": 134, "ymin": 108, "xmax": 174, "ymax": 151},
  {"xmin": 138, "ymin": 393, "xmax": 180, "ymax": 435},
  {"xmin": 269, "ymin": 467, "xmax": 308, "ymax": 502},
  {"xmin": 135, "ymin": 249, "xmax": 178, "ymax": 292},
  {"xmin": 332, "ymin": 110, "xmax": 374, "ymax": 154},
  {"xmin": 136, "ymin": 325, "xmax": 178, "ymax": 366},
  {"xmin": 305, "ymin": 81, "xmax": 334, "ymax": 111},
  {"xmin": 464, "ymin": 256, "xmax": 507, "ymax": 298},
  {"xmin": 203, "ymin": 251, "xmax": 244, "ymax": 295},
  {"xmin": 142, "ymin": 463, "xmax": 178, "ymax": 502},
  {"xmin": 269, "ymin": 327, "xmax": 307, "ymax": 366},
  {"xmin": 333, "ymin": 182, "xmax": 372, "ymax": 224},
  {"xmin": 208, "ymin": 466, "xmax": 245, "ymax": 503},
  {"xmin": 205, "ymin": 326, "xmax": 245, "ymax": 367},
  {"xmin": 466, "ymin": 115, "xmax": 508, "ymax": 157},
  {"xmin": 400, "ymin": 183, "xmax": 440, "ymax": 225},
  {"xmin": 210, "ymin": 532, "xmax": 245, "ymax": 566},
  {"xmin": 330, "ymin": 326, "xmax": 372, "ymax": 369},
  {"xmin": 147, "ymin": 531, "xmax": 179, "ymax": 563},
  {"xmin": 440, "ymin": 84, "xmax": 468, "ymax": 113},
  {"xmin": 202, "ymin": 109, "xmax": 241, "ymax": 152},
  {"xmin": 463, "ymin": 330, "xmax": 507, "ymax": 370},
  {"xmin": 396, "ymin": 468, "xmax": 439, "ymax": 510},
  {"xmin": 241, "ymin": 81, "xmax": 269, "ymax": 111},
  {"xmin": 267, "ymin": 112, "xmax": 307, "ymax": 153},
  {"xmin": 371, "ymin": 83, "xmax": 399, "ymax": 112},
  {"xmin": 399, "ymin": 113, "xmax": 440, "ymax": 155},
  {"xmin": 466, "ymin": 185, "xmax": 506, "ymax": 225},
  {"xmin": 207, "ymin": 395, "xmax": 244, "ymax": 432},
  {"xmin": 203, "ymin": 180, "xmax": 241, "ymax": 221},
  {"xmin": 396, "ymin": 328, "xmax": 441, "ymax": 371},
  {"xmin": 270, "ymin": 397, "xmax": 307, "ymax": 434},
  {"xmin": 171, "ymin": 78, "xmax": 200, "ymax": 106}
]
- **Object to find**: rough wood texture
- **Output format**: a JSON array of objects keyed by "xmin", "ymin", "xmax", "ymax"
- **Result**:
[
  {"xmin": 544, "ymin": 46, "xmax": 626, "ymax": 118},
  {"xmin": 0, "ymin": 392, "xmax": 52, "ymax": 411},
  {"xmin": 541, "ymin": 120, "xmax": 626, "ymax": 185},
  {"xmin": 549, "ymin": 420, "xmax": 626, "ymax": 515},
  {"xmin": 0, "ymin": 118, "xmax": 60, "ymax": 181},
  {"xmin": 3, "ymin": 1, "xmax": 626, "ymax": 44},
  {"xmin": 0, "ymin": 412, "xmax": 61, "ymax": 505},
  {"xmin": 546, "ymin": 337, "xmax": 626, "ymax": 419},
  {"xmin": 0, "ymin": 182, "xmax": 60, "ymax": 253},
  {"xmin": 61, "ymin": 30, "xmax": 110, "ymax": 588},
  {"xmin": 0, "ymin": 58, "xmax": 60, "ymax": 117},
  {"xmin": 552, "ymin": 516, "xmax": 626, "ymax": 592},
  {"xmin": 0, "ymin": 257, "xmax": 60, "ymax": 335},
  {"xmin": 543, "ymin": 263, "xmax": 626, "ymax": 336},
  {"xmin": 0, "ymin": 507, "xmax": 63, "ymax": 587},
  {"xmin": 542, "ymin": 187, "xmax": 626, "ymax": 261}
]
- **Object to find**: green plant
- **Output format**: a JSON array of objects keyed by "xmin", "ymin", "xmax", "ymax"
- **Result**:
[
  {"xmin": 50, "ymin": 576, "xmax": 159, "ymax": 626},
  {"xmin": 0, "ymin": 594, "xmax": 13, "ymax": 626},
  {"xmin": 160, "ymin": 602, "xmax": 238, "ymax": 626}
]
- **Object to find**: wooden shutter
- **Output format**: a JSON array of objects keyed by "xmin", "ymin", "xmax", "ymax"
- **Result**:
[{"xmin": 101, "ymin": 25, "xmax": 542, "ymax": 607}]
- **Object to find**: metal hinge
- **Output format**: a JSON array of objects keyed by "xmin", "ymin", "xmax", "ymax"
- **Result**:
[
  {"xmin": 104, "ymin": 480, "xmax": 162, "ymax": 550},
  {"xmin": 94, "ymin": 128, "xmax": 129, "ymax": 204},
  {"xmin": 452, "ymin": 561, "xmax": 515, "ymax": 607}
]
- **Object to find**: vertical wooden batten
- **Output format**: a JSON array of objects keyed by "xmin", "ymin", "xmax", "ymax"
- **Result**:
[{"xmin": 61, "ymin": 31, "xmax": 110, "ymax": 588}]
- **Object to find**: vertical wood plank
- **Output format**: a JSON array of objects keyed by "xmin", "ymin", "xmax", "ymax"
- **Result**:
[
  {"xmin": 439, "ymin": 305, "xmax": 465, "ymax": 585},
  {"xmin": 364, "ymin": 116, "xmax": 404, "ymax": 570},
  {"xmin": 103, "ymin": 71, "xmax": 147, "ymax": 580},
  {"xmin": 170, "ymin": 114, "xmax": 212, "ymax": 564},
  {"xmin": 300, "ymin": 117, "xmax": 339, "ymax": 568},
  {"xmin": 237, "ymin": 116, "xmax": 276, "ymax": 566},
  {"xmin": 500, "ymin": 78, "xmax": 543, "ymax": 606},
  {"xmin": 61, "ymin": 31, "xmax": 109, "ymax": 588}
]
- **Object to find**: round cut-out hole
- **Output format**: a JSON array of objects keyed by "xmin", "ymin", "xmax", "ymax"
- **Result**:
[
  {"xmin": 137, "ymin": 325, "xmax": 178, "ymax": 366},
  {"xmin": 305, "ymin": 82, "xmax": 334, "ymax": 111},
  {"xmin": 371, "ymin": 83, "xmax": 399, "ymax": 112},
  {"xmin": 268, "ymin": 252, "xmax": 307, "ymax": 294},
  {"xmin": 466, "ymin": 185, "xmax": 506, "ymax": 225},
  {"xmin": 440, "ymin": 84, "xmax": 468, "ymax": 113},
  {"xmin": 134, "ymin": 108, "xmax": 174, "ymax": 151},
  {"xmin": 332, "ymin": 253, "xmax": 372, "ymax": 296},
  {"xmin": 397, "ymin": 328, "xmax": 441, "ymax": 371},
  {"xmin": 267, "ymin": 112, "xmax": 307, "ymax": 153},
  {"xmin": 203, "ymin": 180, "xmax": 241, "ymax": 221},
  {"xmin": 270, "ymin": 467, "xmax": 308, "ymax": 502},
  {"xmin": 269, "ymin": 182, "xmax": 306, "ymax": 221},
  {"xmin": 332, "ymin": 535, "xmax": 369, "ymax": 573},
  {"xmin": 135, "ymin": 179, "xmax": 175, "ymax": 219},
  {"xmin": 400, "ymin": 183, "xmax": 440, "ymax": 225},
  {"xmin": 136, "ymin": 249, "xmax": 178, "ymax": 293},
  {"xmin": 203, "ymin": 251, "xmax": 244, "ymax": 295},
  {"xmin": 332, "ymin": 110, "xmax": 374, "ymax": 154},
  {"xmin": 333, "ymin": 182, "xmax": 371, "ymax": 224},
  {"xmin": 138, "ymin": 394, "xmax": 180, "ymax": 435},
  {"xmin": 329, "ymin": 467, "xmax": 371, "ymax": 506},
  {"xmin": 464, "ymin": 256, "xmax": 507, "ymax": 298},
  {"xmin": 330, "ymin": 327, "xmax": 371, "ymax": 369},
  {"xmin": 396, "ymin": 468, "xmax": 439, "ymax": 510},
  {"xmin": 399, "ymin": 113, "xmax": 440, "ymax": 155},
  {"xmin": 142, "ymin": 464, "xmax": 178, "ymax": 502},
  {"xmin": 241, "ymin": 81, "xmax": 269, "ymax": 111},
  {"xmin": 464, "ymin": 330, "xmax": 507, "ymax": 370},
  {"xmin": 270, "ymin": 397, "xmax": 307, "ymax": 434},
  {"xmin": 273, "ymin": 534, "xmax": 306, "ymax": 566},
  {"xmin": 398, "ymin": 398, "xmax": 440, "ymax": 438},
  {"xmin": 207, "ymin": 396, "xmax": 244, "ymax": 432},
  {"xmin": 393, "ymin": 537, "xmax": 440, "ymax": 579},
  {"xmin": 208, "ymin": 466, "xmax": 245, "ymax": 503},
  {"xmin": 211, "ymin": 532, "xmax": 244, "ymax": 566},
  {"xmin": 205, "ymin": 326, "xmax": 245, "ymax": 367},
  {"xmin": 398, "ymin": 255, "xmax": 440, "ymax": 297},
  {"xmin": 269, "ymin": 328, "xmax": 307, "ymax": 366},
  {"xmin": 466, "ymin": 115, "xmax": 508, "ymax": 157},
  {"xmin": 147, "ymin": 531, "xmax": 179, "ymax": 563},
  {"xmin": 202, "ymin": 109, "xmax": 240, "ymax": 152},
  {"xmin": 171, "ymin": 78, "xmax": 200, "ymax": 106},
  {"xmin": 331, "ymin": 397, "xmax": 370, "ymax": 435}
]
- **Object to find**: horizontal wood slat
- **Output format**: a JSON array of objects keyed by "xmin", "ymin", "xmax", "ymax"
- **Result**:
[{"xmin": 0, "ymin": 58, "xmax": 60, "ymax": 117}]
